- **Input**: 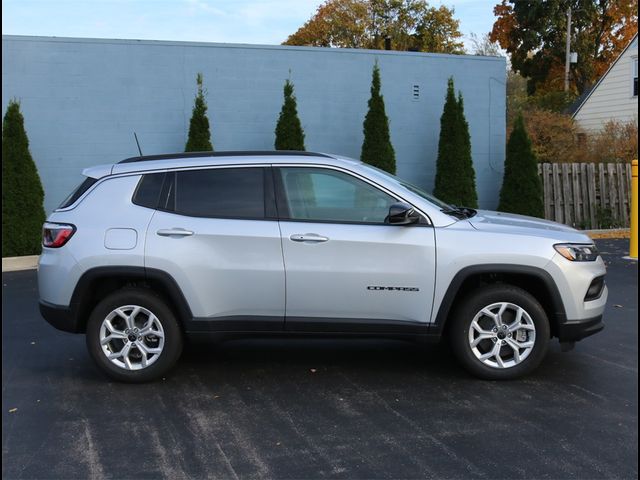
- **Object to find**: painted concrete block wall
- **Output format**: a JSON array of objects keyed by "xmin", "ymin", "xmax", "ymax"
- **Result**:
[{"xmin": 2, "ymin": 35, "xmax": 506, "ymax": 214}]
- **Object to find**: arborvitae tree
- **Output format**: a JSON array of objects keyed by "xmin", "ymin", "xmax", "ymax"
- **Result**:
[
  {"xmin": 275, "ymin": 79, "xmax": 305, "ymax": 150},
  {"xmin": 433, "ymin": 77, "xmax": 478, "ymax": 208},
  {"xmin": 361, "ymin": 62, "xmax": 396, "ymax": 173},
  {"xmin": 498, "ymin": 113, "xmax": 544, "ymax": 217},
  {"xmin": 185, "ymin": 73, "xmax": 213, "ymax": 152},
  {"xmin": 2, "ymin": 100, "xmax": 46, "ymax": 256},
  {"xmin": 455, "ymin": 92, "xmax": 476, "ymax": 204}
]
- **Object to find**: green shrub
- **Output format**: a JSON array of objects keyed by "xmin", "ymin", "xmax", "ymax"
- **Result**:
[
  {"xmin": 185, "ymin": 73, "xmax": 213, "ymax": 152},
  {"xmin": 2, "ymin": 100, "xmax": 46, "ymax": 256},
  {"xmin": 498, "ymin": 113, "xmax": 544, "ymax": 217},
  {"xmin": 433, "ymin": 78, "xmax": 478, "ymax": 207},
  {"xmin": 595, "ymin": 206, "xmax": 623, "ymax": 229},
  {"xmin": 275, "ymin": 79, "xmax": 305, "ymax": 150},
  {"xmin": 527, "ymin": 90, "xmax": 577, "ymax": 113},
  {"xmin": 361, "ymin": 62, "xmax": 396, "ymax": 173}
]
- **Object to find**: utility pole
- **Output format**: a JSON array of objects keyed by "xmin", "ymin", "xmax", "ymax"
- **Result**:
[{"xmin": 565, "ymin": 6, "xmax": 572, "ymax": 92}]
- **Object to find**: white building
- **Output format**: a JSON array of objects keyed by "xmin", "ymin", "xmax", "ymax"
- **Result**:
[{"xmin": 572, "ymin": 34, "xmax": 638, "ymax": 131}]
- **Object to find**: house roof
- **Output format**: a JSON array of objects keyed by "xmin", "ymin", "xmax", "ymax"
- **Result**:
[
  {"xmin": 565, "ymin": 84, "xmax": 595, "ymax": 115},
  {"xmin": 571, "ymin": 33, "xmax": 638, "ymax": 118}
]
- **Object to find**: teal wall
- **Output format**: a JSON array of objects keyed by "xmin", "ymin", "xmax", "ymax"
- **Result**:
[{"xmin": 2, "ymin": 35, "xmax": 506, "ymax": 213}]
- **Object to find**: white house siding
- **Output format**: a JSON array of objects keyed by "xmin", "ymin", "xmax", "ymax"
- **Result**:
[{"xmin": 574, "ymin": 37, "xmax": 638, "ymax": 132}]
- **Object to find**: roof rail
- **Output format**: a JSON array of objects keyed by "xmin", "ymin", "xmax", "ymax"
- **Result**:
[{"xmin": 118, "ymin": 150, "xmax": 335, "ymax": 164}]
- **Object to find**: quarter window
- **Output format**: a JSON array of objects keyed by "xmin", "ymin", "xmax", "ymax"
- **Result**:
[
  {"xmin": 58, "ymin": 176, "xmax": 97, "ymax": 209},
  {"xmin": 278, "ymin": 167, "xmax": 396, "ymax": 224},
  {"xmin": 132, "ymin": 172, "xmax": 166, "ymax": 209},
  {"xmin": 169, "ymin": 168, "xmax": 265, "ymax": 219}
]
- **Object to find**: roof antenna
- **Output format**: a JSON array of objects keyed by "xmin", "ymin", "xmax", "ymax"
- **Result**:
[{"xmin": 133, "ymin": 132, "xmax": 143, "ymax": 156}]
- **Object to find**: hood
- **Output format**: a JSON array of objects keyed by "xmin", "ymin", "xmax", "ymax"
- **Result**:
[{"xmin": 469, "ymin": 210, "xmax": 591, "ymax": 241}]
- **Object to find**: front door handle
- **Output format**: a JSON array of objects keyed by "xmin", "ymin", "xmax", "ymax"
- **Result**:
[
  {"xmin": 290, "ymin": 233, "xmax": 329, "ymax": 243},
  {"xmin": 157, "ymin": 228, "xmax": 194, "ymax": 237}
]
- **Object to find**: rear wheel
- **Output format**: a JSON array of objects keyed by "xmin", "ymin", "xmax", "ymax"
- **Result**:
[
  {"xmin": 86, "ymin": 288, "xmax": 183, "ymax": 383},
  {"xmin": 449, "ymin": 284, "xmax": 550, "ymax": 380}
]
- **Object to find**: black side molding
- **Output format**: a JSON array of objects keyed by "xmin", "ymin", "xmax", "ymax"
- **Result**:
[
  {"xmin": 184, "ymin": 316, "xmax": 283, "ymax": 333},
  {"xmin": 184, "ymin": 316, "xmax": 430, "ymax": 336},
  {"xmin": 184, "ymin": 316, "xmax": 437, "ymax": 343},
  {"xmin": 285, "ymin": 316, "xmax": 429, "ymax": 334}
]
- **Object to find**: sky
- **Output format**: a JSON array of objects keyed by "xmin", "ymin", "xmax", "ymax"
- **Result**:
[{"xmin": 2, "ymin": 0, "xmax": 498, "ymax": 50}]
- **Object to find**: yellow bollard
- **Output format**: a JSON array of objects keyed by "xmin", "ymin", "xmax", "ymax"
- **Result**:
[{"xmin": 630, "ymin": 159, "xmax": 638, "ymax": 259}]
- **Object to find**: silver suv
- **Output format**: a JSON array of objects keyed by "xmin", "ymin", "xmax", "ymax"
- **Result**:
[{"xmin": 38, "ymin": 151, "xmax": 607, "ymax": 382}]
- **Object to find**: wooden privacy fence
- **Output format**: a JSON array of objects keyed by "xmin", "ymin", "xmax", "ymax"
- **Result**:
[{"xmin": 538, "ymin": 163, "xmax": 633, "ymax": 229}]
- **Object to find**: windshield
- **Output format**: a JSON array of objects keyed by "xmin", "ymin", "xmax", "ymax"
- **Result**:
[{"xmin": 360, "ymin": 164, "xmax": 454, "ymax": 210}]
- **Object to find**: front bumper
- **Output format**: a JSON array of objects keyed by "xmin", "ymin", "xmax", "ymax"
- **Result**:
[
  {"xmin": 557, "ymin": 314, "xmax": 604, "ymax": 342},
  {"xmin": 547, "ymin": 253, "xmax": 608, "ymax": 321},
  {"xmin": 39, "ymin": 300, "xmax": 82, "ymax": 333}
]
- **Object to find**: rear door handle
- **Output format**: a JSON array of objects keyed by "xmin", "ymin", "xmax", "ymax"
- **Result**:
[
  {"xmin": 290, "ymin": 233, "xmax": 329, "ymax": 243},
  {"xmin": 157, "ymin": 228, "xmax": 194, "ymax": 237}
]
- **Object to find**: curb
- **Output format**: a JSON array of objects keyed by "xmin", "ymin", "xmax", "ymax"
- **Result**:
[
  {"xmin": 2, "ymin": 255, "xmax": 39, "ymax": 272},
  {"xmin": 584, "ymin": 229, "xmax": 630, "ymax": 239}
]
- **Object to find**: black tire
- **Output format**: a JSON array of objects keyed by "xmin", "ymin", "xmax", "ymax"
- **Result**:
[
  {"xmin": 448, "ymin": 284, "xmax": 550, "ymax": 380},
  {"xmin": 86, "ymin": 288, "xmax": 183, "ymax": 383}
]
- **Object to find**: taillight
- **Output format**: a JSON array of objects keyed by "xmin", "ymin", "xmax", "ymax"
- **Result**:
[{"xmin": 43, "ymin": 222, "xmax": 76, "ymax": 248}]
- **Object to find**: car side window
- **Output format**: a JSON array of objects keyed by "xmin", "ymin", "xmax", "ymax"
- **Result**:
[
  {"xmin": 167, "ymin": 167, "xmax": 265, "ymax": 219},
  {"xmin": 277, "ymin": 167, "xmax": 396, "ymax": 224},
  {"xmin": 132, "ymin": 172, "xmax": 166, "ymax": 209}
]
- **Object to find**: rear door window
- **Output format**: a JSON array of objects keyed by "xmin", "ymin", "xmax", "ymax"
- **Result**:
[{"xmin": 166, "ymin": 167, "xmax": 266, "ymax": 219}]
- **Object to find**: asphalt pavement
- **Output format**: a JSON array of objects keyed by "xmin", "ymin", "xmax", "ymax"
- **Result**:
[{"xmin": 2, "ymin": 239, "xmax": 637, "ymax": 479}]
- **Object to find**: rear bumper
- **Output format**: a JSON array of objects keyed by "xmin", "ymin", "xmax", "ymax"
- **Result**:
[
  {"xmin": 557, "ymin": 314, "xmax": 604, "ymax": 342},
  {"xmin": 39, "ymin": 301, "xmax": 82, "ymax": 333}
]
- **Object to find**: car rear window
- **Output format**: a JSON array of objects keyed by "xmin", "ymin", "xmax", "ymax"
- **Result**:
[{"xmin": 58, "ymin": 177, "xmax": 98, "ymax": 209}]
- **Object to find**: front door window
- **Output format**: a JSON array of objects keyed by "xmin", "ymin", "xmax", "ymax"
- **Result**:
[{"xmin": 277, "ymin": 167, "xmax": 396, "ymax": 224}]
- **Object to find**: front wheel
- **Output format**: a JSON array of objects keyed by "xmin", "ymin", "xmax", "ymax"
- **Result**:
[
  {"xmin": 86, "ymin": 288, "xmax": 183, "ymax": 383},
  {"xmin": 449, "ymin": 285, "xmax": 550, "ymax": 380}
]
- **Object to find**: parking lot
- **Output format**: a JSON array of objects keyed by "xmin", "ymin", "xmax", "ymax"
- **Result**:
[{"xmin": 2, "ymin": 238, "xmax": 637, "ymax": 479}]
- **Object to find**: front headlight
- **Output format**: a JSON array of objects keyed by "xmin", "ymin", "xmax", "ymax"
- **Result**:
[{"xmin": 554, "ymin": 243, "xmax": 599, "ymax": 262}]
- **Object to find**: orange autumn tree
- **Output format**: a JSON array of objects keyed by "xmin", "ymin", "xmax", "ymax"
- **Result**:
[
  {"xmin": 283, "ymin": 0, "xmax": 464, "ymax": 53},
  {"xmin": 284, "ymin": 0, "xmax": 369, "ymax": 48},
  {"xmin": 490, "ymin": 0, "xmax": 638, "ymax": 95}
]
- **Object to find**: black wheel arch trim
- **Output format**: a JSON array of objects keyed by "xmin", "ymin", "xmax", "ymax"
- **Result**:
[
  {"xmin": 430, "ymin": 264, "xmax": 568, "ymax": 336},
  {"xmin": 64, "ymin": 266, "xmax": 193, "ymax": 333}
]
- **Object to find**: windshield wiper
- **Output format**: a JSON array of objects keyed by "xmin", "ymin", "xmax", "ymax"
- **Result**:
[{"xmin": 441, "ymin": 206, "xmax": 477, "ymax": 219}]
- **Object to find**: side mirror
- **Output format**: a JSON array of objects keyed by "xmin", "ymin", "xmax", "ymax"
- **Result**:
[{"xmin": 386, "ymin": 202, "xmax": 420, "ymax": 225}]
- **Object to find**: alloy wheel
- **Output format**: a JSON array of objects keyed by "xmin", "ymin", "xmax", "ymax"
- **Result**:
[
  {"xmin": 468, "ymin": 302, "xmax": 536, "ymax": 369},
  {"xmin": 99, "ymin": 305, "xmax": 165, "ymax": 370}
]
